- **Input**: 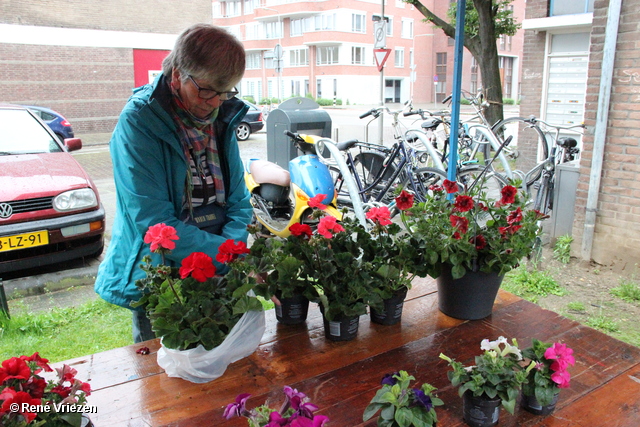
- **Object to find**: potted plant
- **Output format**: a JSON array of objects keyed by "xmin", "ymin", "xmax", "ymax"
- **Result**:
[
  {"xmin": 439, "ymin": 336, "xmax": 528, "ymax": 427},
  {"xmin": 363, "ymin": 370, "xmax": 443, "ymax": 427},
  {"xmin": 360, "ymin": 204, "xmax": 418, "ymax": 325},
  {"xmin": 132, "ymin": 223, "xmax": 266, "ymax": 383},
  {"xmin": 248, "ymin": 226, "xmax": 318, "ymax": 325},
  {"xmin": 399, "ymin": 179, "xmax": 545, "ymax": 320},
  {"xmin": 0, "ymin": 352, "xmax": 93, "ymax": 426},
  {"xmin": 521, "ymin": 339, "xmax": 575, "ymax": 415},
  {"xmin": 223, "ymin": 385, "xmax": 329, "ymax": 426}
]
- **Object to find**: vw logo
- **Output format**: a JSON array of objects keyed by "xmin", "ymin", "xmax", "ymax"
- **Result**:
[{"xmin": 0, "ymin": 203, "xmax": 13, "ymax": 219}]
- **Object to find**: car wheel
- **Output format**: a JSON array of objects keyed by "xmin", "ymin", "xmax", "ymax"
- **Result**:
[{"xmin": 236, "ymin": 123, "xmax": 251, "ymax": 141}]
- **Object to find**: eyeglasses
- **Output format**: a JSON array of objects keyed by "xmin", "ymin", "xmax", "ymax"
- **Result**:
[{"xmin": 187, "ymin": 75, "xmax": 238, "ymax": 100}]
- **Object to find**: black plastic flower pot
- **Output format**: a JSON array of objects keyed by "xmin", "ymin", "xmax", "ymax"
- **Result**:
[
  {"xmin": 319, "ymin": 306, "xmax": 360, "ymax": 341},
  {"xmin": 275, "ymin": 293, "xmax": 310, "ymax": 325},
  {"xmin": 436, "ymin": 264, "xmax": 504, "ymax": 320},
  {"xmin": 462, "ymin": 391, "xmax": 501, "ymax": 427},
  {"xmin": 521, "ymin": 391, "xmax": 560, "ymax": 416},
  {"xmin": 370, "ymin": 287, "xmax": 408, "ymax": 325}
]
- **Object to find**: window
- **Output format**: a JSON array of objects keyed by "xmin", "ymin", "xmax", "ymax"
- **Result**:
[
  {"xmin": 317, "ymin": 46, "xmax": 339, "ymax": 65},
  {"xmin": 436, "ymin": 52, "xmax": 447, "ymax": 102},
  {"xmin": 317, "ymin": 80, "xmax": 322, "ymax": 98},
  {"xmin": 223, "ymin": 0, "xmax": 241, "ymax": 17},
  {"xmin": 470, "ymin": 56, "xmax": 478, "ymax": 95},
  {"xmin": 264, "ymin": 21, "xmax": 283, "ymax": 39},
  {"xmin": 501, "ymin": 56, "xmax": 514, "ymax": 98},
  {"xmin": 290, "ymin": 18, "xmax": 305, "ymax": 37},
  {"xmin": 246, "ymin": 52, "xmax": 261, "ymax": 70},
  {"xmin": 243, "ymin": 0, "xmax": 257, "ymax": 15},
  {"xmin": 395, "ymin": 48, "xmax": 404, "ymax": 68},
  {"xmin": 352, "ymin": 47, "xmax": 366, "ymax": 65},
  {"xmin": 313, "ymin": 14, "xmax": 336, "ymax": 31},
  {"xmin": 352, "ymin": 13, "xmax": 366, "ymax": 33},
  {"xmin": 245, "ymin": 22, "xmax": 259, "ymax": 40},
  {"xmin": 290, "ymin": 49, "xmax": 309, "ymax": 66},
  {"xmin": 551, "ymin": 0, "xmax": 594, "ymax": 16},
  {"xmin": 401, "ymin": 19, "xmax": 413, "ymax": 39}
]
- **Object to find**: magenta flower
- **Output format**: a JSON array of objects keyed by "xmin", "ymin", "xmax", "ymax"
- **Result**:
[
  {"xmin": 223, "ymin": 393, "xmax": 251, "ymax": 419},
  {"xmin": 544, "ymin": 342, "xmax": 575, "ymax": 371},
  {"xmin": 550, "ymin": 369, "xmax": 572, "ymax": 388}
]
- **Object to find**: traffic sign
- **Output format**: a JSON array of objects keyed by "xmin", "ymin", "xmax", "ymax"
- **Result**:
[
  {"xmin": 374, "ymin": 49, "xmax": 391, "ymax": 72},
  {"xmin": 374, "ymin": 21, "xmax": 387, "ymax": 49}
]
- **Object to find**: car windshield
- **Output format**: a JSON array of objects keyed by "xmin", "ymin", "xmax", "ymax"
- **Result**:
[{"xmin": 0, "ymin": 109, "xmax": 63, "ymax": 155}]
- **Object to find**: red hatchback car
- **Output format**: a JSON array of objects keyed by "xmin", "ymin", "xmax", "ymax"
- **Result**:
[{"xmin": 0, "ymin": 104, "xmax": 105, "ymax": 274}]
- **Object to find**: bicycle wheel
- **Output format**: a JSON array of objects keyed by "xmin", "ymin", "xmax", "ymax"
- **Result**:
[
  {"xmin": 490, "ymin": 117, "xmax": 548, "ymax": 186},
  {"xmin": 533, "ymin": 173, "xmax": 554, "ymax": 216},
  {"xmin": 455, "ymin": 165, "xmax": 510, "ymax": 204}
]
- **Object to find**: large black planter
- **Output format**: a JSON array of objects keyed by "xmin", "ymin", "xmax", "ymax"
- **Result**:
[
  {"xmin": 275, "ymin": 293, "xmax": 309, "ymax": 325},
  {"xmin": 370, "ymin": 287, "xmax": 408, "ymax": 325},
  {"xmin": 521, "ymin": 391, "xmax": 560, "ymax": 416},
  {"xmin": 462, "ymin": 391, "xmax": 501, "ymax": 427},
  {"xmin": 436, "ymin": 264, "xmax": 504, "ymax": 320}
]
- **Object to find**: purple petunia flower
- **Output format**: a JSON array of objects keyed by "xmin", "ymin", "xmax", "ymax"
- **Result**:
[
  {"xmin": 223, "ymin": 393, "xmax": 251, "ymax": 419},
  {"xmin": 381, "ymin": 372, "xmax": 399, "ymax": 386},
  {"xmin": 411, "ymin": 388, "xmax": 433, "ymax": 411}
]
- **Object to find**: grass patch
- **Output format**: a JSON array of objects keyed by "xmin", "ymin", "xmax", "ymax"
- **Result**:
[
  {"xmin": 586, "ymin": 314, "xmax": 619, "ymax": 333},
  {"xmin": 0, "ymin": 298, "xmax": 131, "ymax": 363},
  {"xmin": 553, "ymin": 235, "xmax": 573, "ymax": 264},
  {"xmin": 503, "ymin": 267, "xmax": 567, "ymax": 303},
  {"xmin": 566, "ymin": 301, "xmax": 586, "ymax": 312},
  {"xmin": 610, "ymin": 279, "xmax": 640, "ymax": 303}
]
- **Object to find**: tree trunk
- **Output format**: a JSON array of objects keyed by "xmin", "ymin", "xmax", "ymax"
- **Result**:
[{"xmin": 472, "ymin": 0, "xmax": 504, "ymax": 127}]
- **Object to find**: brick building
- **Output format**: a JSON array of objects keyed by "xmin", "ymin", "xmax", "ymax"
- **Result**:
[
  {"xmin": 522, "ymin": 0, "xmax": 640, "ymax": 268},
  {"xmin": 215, "ymin": 0, "xmax": 524, "ymax": 106},
  {"xmin": 1, "ymin": 0, "xmax": 524, "ymax": 138},
  {"xmin": 0, "ymin": 0, "xmax": 211, "ymax": 136}
]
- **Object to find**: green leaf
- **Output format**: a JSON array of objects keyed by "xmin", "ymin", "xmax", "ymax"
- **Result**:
[
  {"xmin": 362, "ymin": 402, "xmax": 385, "ymax": 421},
  {"xmin": 394, "ymin": 407, "xmax": 414, "ymax": 427}
]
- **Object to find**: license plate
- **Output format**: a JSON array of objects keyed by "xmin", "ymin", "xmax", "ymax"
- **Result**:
[{"xmin": 0, "ymin": 230, "xmax": 49, "ymax": 253}]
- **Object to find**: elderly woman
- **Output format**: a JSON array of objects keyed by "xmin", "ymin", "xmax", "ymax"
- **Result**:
[{"xmin": 95, "ymin": 24, "xmax": 252, "ymax": 343}]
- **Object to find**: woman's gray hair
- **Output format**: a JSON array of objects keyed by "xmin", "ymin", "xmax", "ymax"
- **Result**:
[{"xmin": 162, "ymin": 24, "xmax": 245, "ymax": 90}]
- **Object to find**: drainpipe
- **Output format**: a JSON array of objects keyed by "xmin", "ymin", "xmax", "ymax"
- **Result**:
[{"xmin": 581, "ymin": 0, "xmax": 622, "ymax": 261}]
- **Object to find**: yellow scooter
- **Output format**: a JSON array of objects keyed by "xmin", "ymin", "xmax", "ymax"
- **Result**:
[{"xmin": 244, "ymin": 131, "xmax": 342, "ymax": 237}]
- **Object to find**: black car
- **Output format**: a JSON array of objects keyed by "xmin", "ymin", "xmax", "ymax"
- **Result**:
[{"xmin": 236, "ymin": 100, "xmax": 264, "ymax": 141}]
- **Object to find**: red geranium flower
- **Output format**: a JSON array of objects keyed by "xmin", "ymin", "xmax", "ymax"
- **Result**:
[
  {"xmin": 506, "ymin": 207, "xmax": 523, "ymax": 224},
  {"xmin": 453, "ymin": 232, "xmax": 462, "ymax": 240},
  {"xmin": 443, "ymin": 179, "xmax": 459, "ymax": 194},
  {"xmin": 317, "ymin": 216, "xmax": 345, "ymax": 239},
  {"xmin": 180, "ymin": 252, "xmax": 217, "ymax": 282},
  {"xmin": 290, "ymin": 223, "xmax": 313, "ymax": 238},
  {"xmin": 395, "ymin": 190, "xmax": 415, "ymax": 211},
  {"xmin": 454, "ymin": 195, "xmax": 474, "ymax": 212},
  {"xmin": 307, "ymin": 194, "xmax": 327, "ymax": 210},
  {"xmin": 449, "ymin": 215, "xmax": 469, "ymax": 234},
  {"xmin": 216, "ymin": 239, "xmax": 251, "ymax": 264},
  {"xmin": 144, "ymin": 223, "xmax": 179, "ymax": 252},
  {"xmin": 366, "ymin": 206, "xmax": 393, "ymax": 226},
  {"xmin": 499, "ymin": 185, "xmax": 518, "ymax": 205}
]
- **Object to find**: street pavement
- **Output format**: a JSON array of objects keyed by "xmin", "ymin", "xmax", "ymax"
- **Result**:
[{"xmin": 3, "ymin": 102, "xmax": 519, "ymax": 313}]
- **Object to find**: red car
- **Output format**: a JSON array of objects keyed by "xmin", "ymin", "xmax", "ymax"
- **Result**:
[{"xmin": 0, "ymin": 104, "xmax": 105, "ymax": 274}]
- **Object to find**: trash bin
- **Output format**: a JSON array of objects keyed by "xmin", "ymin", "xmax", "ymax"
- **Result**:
[
  {"xmin": 266, "ymin": 97, "xmax": 332, "ymax": 168},
  {"xmin": 550, "ymin": 160, "xmax": 580, "ymax": 238}
]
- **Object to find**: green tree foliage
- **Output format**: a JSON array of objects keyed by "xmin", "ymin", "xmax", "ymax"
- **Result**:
[{"xmin": 405, "ymin": 0, "xmax": 521, "ymax": 126}]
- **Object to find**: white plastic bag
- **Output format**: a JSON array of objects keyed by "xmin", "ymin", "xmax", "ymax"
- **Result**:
[{"xmin": 156, "ymin": 309, "xmax": 266, "ymax": 383}]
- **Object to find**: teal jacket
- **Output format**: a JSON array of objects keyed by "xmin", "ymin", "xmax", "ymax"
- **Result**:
[{"xmin": 95, "ymin": 75, "xmax": 251, "ymax": 309}]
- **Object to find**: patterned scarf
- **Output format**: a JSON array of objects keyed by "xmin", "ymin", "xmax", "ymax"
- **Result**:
[{"xmin": 169, "ymin": 83, "xmax": 226, "ymax": 209}]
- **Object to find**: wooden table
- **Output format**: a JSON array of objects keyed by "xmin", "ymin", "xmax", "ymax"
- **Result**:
[{"xmin": 58, "ymin": 278, "xmax": 640, "ymax": 426}]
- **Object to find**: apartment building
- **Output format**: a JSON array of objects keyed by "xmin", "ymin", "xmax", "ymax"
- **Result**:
[{"xmin": 213, "ymin": 0, "xmax": 524, "ymax": 105}]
